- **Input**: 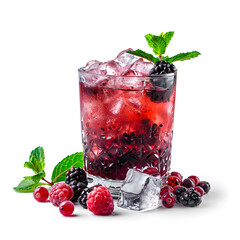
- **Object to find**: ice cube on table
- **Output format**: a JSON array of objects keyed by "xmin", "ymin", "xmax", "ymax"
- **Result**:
[{"xmin": 117, "ymin": 169, "xmax": 162, "ymax": 211}]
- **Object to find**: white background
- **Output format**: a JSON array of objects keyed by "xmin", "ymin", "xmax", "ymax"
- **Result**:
[{"xmin": 1, "ymin": 0, "xmax": 239, "ymax": 239}]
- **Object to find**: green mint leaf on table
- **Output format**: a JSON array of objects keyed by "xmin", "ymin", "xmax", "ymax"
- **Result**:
[
  {"xmin": 13, "ymin": 179, "xmax": 47, "ymax": 193},
  {"xmin": 13, "ymin": 171, "xmax": 47, "ymax": 193},
  {"xmin": 51, "ymin": 152, "xmax": 83, "ymax": 183},
  {"xmin": 24, "ymin": 146, "xmax": 45, "ymax": 174},
  {"xmin": 126, "ymin": 49, "xmax": 159, "ymax": 63},
  {"xmin": 162, "ymin": 51, "xmax": 201, "ymax": 63},
  {"xmin": 23, "ymin": 171, "xmax": 46, "ymax": 182},
  {"xmin": 128, "ymin": 31, "xmax": 200, "ymax": 63}
]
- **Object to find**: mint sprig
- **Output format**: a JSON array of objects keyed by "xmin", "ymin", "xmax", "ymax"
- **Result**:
[
  {"xmin": 13, "ymin": 147, "xmax": 84, "ymax": 193},
  {"xmin": 127, "ymin": 31, "xmax": 200, "ymax": 63},
  {"xmin": 162, "ymin": 51, "xmax": 201, "ymax": 63}
]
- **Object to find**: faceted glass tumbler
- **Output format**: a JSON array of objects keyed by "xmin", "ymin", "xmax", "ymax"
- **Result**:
[{"xmin": 78, "ymin": 68, "xmax": 177, "ymax": 195}]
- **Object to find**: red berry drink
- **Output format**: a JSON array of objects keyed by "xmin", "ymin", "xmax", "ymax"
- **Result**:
[{"xmin": 78, "ymin": 50, "xmax": 177, "ymax": 188}]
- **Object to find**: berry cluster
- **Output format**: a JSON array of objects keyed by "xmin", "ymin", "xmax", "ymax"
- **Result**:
[
  {"xmin": 33, "ymin": 167, "xmax": 114, "ymax": 217},
  {"xmin": 160, "ymin": 171, "xmax": 210, "ymax": 208},
  {"xmin": 32, "ymin": 167, "xmax": 210, "ymax": 216}
]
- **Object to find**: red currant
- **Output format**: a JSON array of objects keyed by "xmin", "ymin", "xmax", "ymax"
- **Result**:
[
  {"xmin": 160, "ymin": 185, "xmax": 173, "ymax": 197},
  {"xmin": 188, "ymin": 175, "xmax": 200, "ymax": 186},
  {"xmin": 59, "ymin": 201, "xmax": 74, "ymax": 216},
  {"xmin": 161, "ymin": 192, "xmax": 176, "ymax": 208},
  {"xmin": 33, "ymin": 187, "xmax": 49, "ymax": 202},
  {"xmin": 166, "ymin": 176, "xmax": 181, "ymax": 188},
  {"xmin": 170, "ymin": 171, "xmax": 182, "ymax": 181}
]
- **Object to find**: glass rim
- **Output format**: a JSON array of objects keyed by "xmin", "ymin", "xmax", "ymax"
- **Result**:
[{"xmin": 78, "ymin": 67, "xmax": 177, "ymax": 80}]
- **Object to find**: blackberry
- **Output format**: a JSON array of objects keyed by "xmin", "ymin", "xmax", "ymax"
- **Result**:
[
  {"xmin": 179, "ymin": 188, "xmax": 202, "ymax": 207},
  {"xmin": 78, "ymin": 187, "xmax": 92, "ymax": 209},
  {"xmin": 197, "ymin": 181, "xmax": 210, "ymax": 194},
  {"xmin": 148, "ymin": 61, "xmax": 176, "ymax": 103},
  {"xmin": 149, "ymin": 60, "xmax": 176, "ymax": 75},
  {"xmin": 173, "ymin": 186, "xmax": 187, "ymax": 202},
  {"xmin": 65, "ymin": 167, "xmax": 88, "ymax": 202},
  {"xmin": 181, "ymin": 178, "xmax": 195, "ymax": 188}
]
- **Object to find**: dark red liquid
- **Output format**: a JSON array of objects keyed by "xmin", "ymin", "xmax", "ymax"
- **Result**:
[{"xmin": 80, "ymin": 78, "xmax": 176, "ymax": 180}]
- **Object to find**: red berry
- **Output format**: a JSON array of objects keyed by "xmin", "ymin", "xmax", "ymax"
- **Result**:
[
  {"xmin": 87, "ymin": 186, "xmax": 114, "ymax": 215},
  {"xmin": 49, "ymin": 182, "xmax": 74, "ymax": 206},
  {"xmin": 161, "ymin": 192, "xmax": 176, "ymax": 208},
  {"xmin": 160, "ymin": 185, "xmax": 173, "ymax": 197},
  {"xmin": 166, "ymin": 176, "xmax": 181, "ymax": 188},
  {"xmin": 33, "ymin": 187, "xmax": 49, "ymax": 202},
  {"xmin": 59, "ymin": 201, "xmax": 74, "ymax": 216},
  {"xmin": 188, "ymin": 175, "xmax": 200, "ymax": 186},
  {"xmin": 195, "ymin": 186, "xmax": 205, "ymax": 196},
  {"xmin": 170, "ymin": 171, "xmax": 182, "ymax": 181}
]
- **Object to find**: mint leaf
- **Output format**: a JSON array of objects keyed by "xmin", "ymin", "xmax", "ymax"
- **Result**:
[
  {"xmin": 24, "ymin": 146, "xmax": 45, "ymax": 174},
  {"xmin": 13, "ymin": 179, "xmax": 47, "ymax": 193},
  {"xmin": 161, "ymin": 31, "xmax": 174, "ymax": 49},
  {"xmin": 164, "ymin": 51, "xmax": 201, "ymax": 63},
  {"xmin": 23, "ymin": 171, "xmax": 45, "ymax": 183},
  {"xmin": 145, "ymin": 34, "xmax": 166, "ymax": 56},
  {"xmin": 51, "ymin": 152, "xmax": 83, "ymax": 183},
  {"xmin": 126, "ymin": 49, "xmax": 159, "ymax": 63}
]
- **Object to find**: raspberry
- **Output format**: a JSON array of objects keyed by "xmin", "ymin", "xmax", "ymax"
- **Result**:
[
  {"xmin": 59, "ymin": 201, "xmax": 75, "ymax": 216},
  {"xmin": 65, "ymin": 167, "xmax": 88, "ymax": 202},
  {"xmin": 33, "ymin": 186, "xmax": 49, "ymax": 202},
  {"xmin": 49, "ymin": 182, "xmax": 74, "ymax": 206},
  {"xmin": 179, "ymin": 188, "xmax": 202, "ymax": 207},
  {"xmin": 87, "ymin": 186, "xmax": 114, "ymax": 215},
  {"xmin": 161, "ymin": 192, "xmax": 176, "ymax": 208}
]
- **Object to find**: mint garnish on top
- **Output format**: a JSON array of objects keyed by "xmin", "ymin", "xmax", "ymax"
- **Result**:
[{"xmin": 127, "ymin": 31, "xmax": 200, "ymax": 63}]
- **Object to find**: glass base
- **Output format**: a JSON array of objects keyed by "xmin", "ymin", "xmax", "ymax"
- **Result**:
[
  {"xmin": 87, "ymin": 171, "xmax": 170, "ymax": 198},
  {"xmin": 87, "ymin": 174, "xmax": 124, "ymax": 198}
]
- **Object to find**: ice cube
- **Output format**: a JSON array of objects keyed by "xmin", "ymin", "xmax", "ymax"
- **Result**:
[
  {"xmin": 130, "ymin": 58, "xmax": 153, "ymax": 76},
  {"xmin": 117, "ymin": 169, "xmax": 162, "ymax": 211},
  {"xmin": 82, "ymin": 60, "xmax": 102, "ymax": 73},
  {"xmin": 110, "ymin": 97, "xmax": 123, "ymax": 114},
  {"xmin": 114, "ymin": 48, "xmax": 141, "ymax": 76},
  {"xmin": 100, "ymin": 60, "xmax": 121, "ymax": 76},
  {"xmin": 114, "ymin": 48, "xmax": 140, "ymax": 67}
]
